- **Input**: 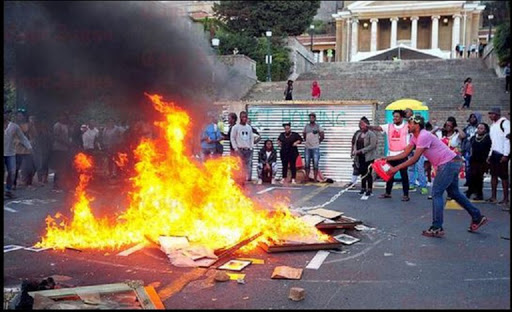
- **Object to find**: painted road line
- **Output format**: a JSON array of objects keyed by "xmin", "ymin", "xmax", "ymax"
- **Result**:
[
  {"xmin": 292, "ymin": 184, "xmax": 329, "ymax": 208},
  {"xmin": 4, "ymin": 206, "xmax": 17, "ymax": 213},
  {"xmin": 4, "ymin": 245, "xmax": 25, "ymax": 253},
  {"xmin": 306, "ymin": 250, "xmax": 330, "ymax": 270},
  {"xmin": 256, "ymin": 187, "xmax": 275, "ymax": 194},
  {"xmin": 117, "ymin": 243, "xmax": 146, "ymax": 256}
]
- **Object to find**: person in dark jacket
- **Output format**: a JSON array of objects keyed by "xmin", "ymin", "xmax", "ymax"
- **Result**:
[
  {"xmin": 284, "ymin": 80, "xmax": 294, "ymax": 100},
  {"xmin": 277, "ymin": 122, "xmax": 302, "ymax": 184},
  {"xmin": 257, "ymin": 139, "xmax": 278, "ymax": 185},
  {"xmin": 466, "ymin": 122, "xmax": 492, "ymax": 200}
]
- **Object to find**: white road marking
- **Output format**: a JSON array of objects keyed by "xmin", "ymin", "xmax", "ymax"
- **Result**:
[
  {"xmin": 463, "ymin": 277, "xmax": 510, "ymax": 282},
  {"xmin": 4, "ymin": 206, "xmax": 17, "ymax": 213},
  {"xmin": 256, "ymin": 187, "xmax": 275, "ymax": 194},
  {"xmin": 306, "ymin": 250, "xmax": 330, "ymax": 270},
  {"xmin": 324, "ymin": 237, "xmax": 386, "ymax": 264}
]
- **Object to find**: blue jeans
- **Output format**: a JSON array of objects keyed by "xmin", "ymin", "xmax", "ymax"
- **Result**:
[
  {"xmin": 237, "ymin": 149, "xmax": 253, "ymax": 181},
  {"xmin": 408, "ymin": 154, "xmax": 427, "ymax": 188},
  {"xmin": 4, "ymin": 156, "xmax": 16, "ymax": 191},
  {"xmin": 431, "ymin": 159, "xmax": 482, "ymax": 228},
  {"xmin": 304, "ymin": 148, "xmax": 320, "ymax": 170}
]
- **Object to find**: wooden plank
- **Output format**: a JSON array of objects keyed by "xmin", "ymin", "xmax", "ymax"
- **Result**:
[
  {"xmin": 203, "ymin": 233, "xmax": 262, "ymax": 268},
  {"xmin": 117, "ymin": 243, "xmax": 146, "ymax": 256},
  {"xmin": 28, "ymin": 283, "xmax": 133, "ymax": 298},
  {"xmin": 143, "ymin": 286, "xmax": 165, "ymax": 309},
  {"xmin": 259, "ymin": 237, "xmax": 342, "ymax": 253}
]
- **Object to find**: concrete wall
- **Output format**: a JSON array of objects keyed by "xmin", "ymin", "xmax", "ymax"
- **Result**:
[
  {"xmin": 218, "ymin": 55, "xmax": 257, "ymax": 80},
  {"xmin": 287, "ymin": 37, "xmax": 316, "ymax": 80},
  {"xmin": 216, "ymin": 55, "xmax": 258, "ymax": 100},
  {"xmin": 482, "ymin": 42, "xmax": 506, "ymax": 78}
]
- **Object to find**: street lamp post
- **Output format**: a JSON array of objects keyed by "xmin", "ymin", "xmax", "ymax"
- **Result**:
[
  {"xmin": 488, "ymin": 14, "xmax": 494, "ymax": 43},
  {"xmin": 211, "ymin": 38, "xmax": 220, "ymax": 84},
  {"xmin": 265, "ymin": 30, "xmax": 272, "ymax": 82},
  {"xmin": 309, "ymin": 24, "xmax": 315, "ymax": 52}
]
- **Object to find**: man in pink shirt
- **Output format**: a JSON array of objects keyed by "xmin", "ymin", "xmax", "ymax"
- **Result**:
[{"xmin": 383, "ymin": 115, "xmax": 487, "ymax": 238}]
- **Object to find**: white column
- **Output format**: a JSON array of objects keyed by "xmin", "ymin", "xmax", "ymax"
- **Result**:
[
  {"xmin": 346, "ymin": 19, "xmax": 351, "ymax": 62},
  {"xmin": 390, "ymin": 17, "xmax": 398, "ymax": 47},
  {"xmin": 370, "ymin": 18, "xmax": 378, "ymax": 52},
  {"xmin": 319, "ymin": 49, "xmax": 324, "ymax": 63},
  {"xmin": 451, "ymin": 14, "xmax": 461, "ymax": 58},
  {"xmin": 431, "ymin": 15, "xmax": 440, "ymax": 49},
  {"xmin": 351, "ymin": 18, "xmax": 359, "ymax": 60},
  {"xmin": 411, "ymin": 16, "xmax": 419, "ymax": 49}
]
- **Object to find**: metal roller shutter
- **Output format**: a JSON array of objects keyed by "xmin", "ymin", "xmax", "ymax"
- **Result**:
[{"xmin": 220, "ymin": 101, "xmax": 378, "ymax": 183}]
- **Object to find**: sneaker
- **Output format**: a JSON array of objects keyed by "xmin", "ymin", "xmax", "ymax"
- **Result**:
[
  {"xmin": 343, "ymin": 182, "xmax": 355, "ymax": 188},
  {"xmin": 428, "ymin": 195, "xmax": 432, "ymax": 200},
  {"xmin": 359, "ymin": 189, "xmax": 366, "ymax": 195},
  {"xmin": 365, "ymin": 190, "xmax": 372, "ymax": 197},
  {"xmin": 280, "ymin": 179, "xmax": 286, "ymax": 184},
  {"xmin": 291, "ymin": 179, "xmax": 297, "ymax": 185},
  {"xmin": 468, "ymin": 216, "xmax": 488, "ymax": 232},
  {"xmin": 420, "ymin": 188, "xmax": 428, "ymax": 195},
  {"xmin": 271, "ymin": 179, "xmax": 276, "ymax": 185},
  {"xmin": 257, "ymin": 179, "xmax": 262, "ymax": 185},
  {"xmin": 427, "ymin": 182, "xmax": 432, "ymax": 187},
  {"xmin": 360, "ymin": 194, "xmax": 369, "ymax": 201},
  {"xmin": 409, "ymin": 185, "xmax": 417, "ymax": 191},
  {"xmin": 422, "ymin": 226, "xmax": 445, "ymax": 238}
]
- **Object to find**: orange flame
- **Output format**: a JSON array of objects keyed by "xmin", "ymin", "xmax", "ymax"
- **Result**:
[
  {"xmin": 114, "ymin": 152, "xmax": 128, "ymax": 168},
  {"xmin": 36, "ymin": 93, "xmax": 329, "ymax": 251}
]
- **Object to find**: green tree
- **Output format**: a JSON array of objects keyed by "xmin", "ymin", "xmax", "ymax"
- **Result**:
[
  {"xmin": 493, "ymin": 22, "xmax": 510, "ymax": 65},
  {"xmin": 213, "ymin": 1, "xmax": 321, "ymax": 37}
]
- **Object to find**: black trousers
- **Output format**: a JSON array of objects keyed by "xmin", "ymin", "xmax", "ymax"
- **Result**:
[
  {"xmin": 281, "ymin": 152, "xmax": 297, "ymax": 179},
  {"xmin": 359, "ymin": 157, "xmax": 374, "ymax": 191},
  {"xmin": 467, "ymin": 161, "xmax": 487, "ymax": 198},
  {"xmin": 385, "ymin": 158, "xmax": 409, "ymax": 196}
]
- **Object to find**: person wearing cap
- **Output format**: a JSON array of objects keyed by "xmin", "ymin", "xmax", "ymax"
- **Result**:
[
  {"xmin": 487, "ymin": 107, "xmax": 510, "ymax": 207},
  {"xmin": 383, "ymin": 115, "xmax": 488, "ymax": 238},
  {"xmin": 277, "ymin": 122, "xmax": 302, "ymax": 184},
  {"xmin": 303, "ymin": 112, "xmax": 324, "ymax": 182}
]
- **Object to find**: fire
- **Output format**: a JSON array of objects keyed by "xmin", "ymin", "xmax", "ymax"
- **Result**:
[
  {"xmin": 114, "ymin": 152, "xmax": 128, "ymax": 168},
  {"xmin": 37, "ymin": 93, "xmax": 329, "ymax": 251}
]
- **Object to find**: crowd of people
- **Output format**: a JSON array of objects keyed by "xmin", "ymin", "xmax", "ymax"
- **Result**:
[
  {"xmin": 199, "ymin": 108, "xmax": 510, "ymax": 210},
  {"xmin": 3, "ymin": 109, "xmax": 153, "ymax": 198}
]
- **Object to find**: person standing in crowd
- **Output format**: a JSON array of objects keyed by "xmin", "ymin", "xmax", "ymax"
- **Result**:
[
  {"xmin": 82, "ymin": 120, "xmax": 100, "ymax": 153},
  {"xmin": 384, "ymin": 115, "xmax": 487, "ymax": 238},
  {"xmin": 231, "ymin": 111, "xmax": 254, "ymax": 182},
  {"xmin": 200, "ymin": 112, "xmax": 223, "ymax": 161},
  {"xmin": 461, "ymin": 113, "xmax": 481, "ymax": 187},
  {"xmin": 4, "ymin": 110, "xmax": 32, "ymax": 198},
  {"xmin": 278, "ymin": 122, "xmax": 302, "ymax": 184},
  {"xmin": 440, "ymin": 117, "xmax": 466, "ymax": 154},
  {"xmin": 257, "ymin": 139, "xmax": 278, "ymax": 185},
  {"xmin": 224, "ymin": 112, "xmax": 238, "ymax": 156},
  {"xmin": 344, "ymin": 126, "xmax": 362, "ymax": 188},
  {"xmin": 51, "ymin": 113, "xmax": 72, "ymax": 192},
  {"xmin": 368, "ymin": 110, "xmax": 410, "ymax": 201},
  {"xmin": 29, "ymin": 116, "xmax": 52, "ymax": 185},
  {"xmin": 504, "ymin": 63, "xmax": 510, "ymax": 93},
  {"xmin": 459, "ymin": 77, "xmax": 473, "ymax": 110},
  {"xmin": 102, "ymin": 118, "xmax": 123, "ymax": 178},
  {"xmin": 403, "ymin": 109, "xmax": 428, "ymax": 195},
  {"xmin": 352, "ymin": 117, "xmax": 378, "ymax": 200},
  {"xmin": 303, "ymin": 112, "xmax": 324, "ymax": 182},
  {"xmin": 284, "ymin": 80, "xmax": 294, "ymax": 101},
  {"xmin": 14, "ymin": 111, "xmax": 35, "ymax": 189},
  {"xmin": 465, "ymin": 122, "xmax": 492, "ymax": 201},
  {"xmin": 246, "ymin": 118, "xmax": 262, "ymax": 181},
  {"xmin": 487, "ymin": 107, "xmax": 510, "ymax": 207},
  {"xmin": 311, "ymin": 81, "xmax": 321, "ymax": 99}
]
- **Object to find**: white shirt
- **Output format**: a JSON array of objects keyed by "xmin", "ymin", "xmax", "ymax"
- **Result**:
[
  {"xmin": 489, "ymin": 117, "xmax": 510, "ymax": 157},
  {"xmin": 379, "ymin": 122, "xmax": 410, "ymax": 156},
  {"xmin": 82, "ymin": 127, "xmax": 99, "ymax": 150},
  {"xmin": 266, "ymin": 151, "xmax": 271, "ymax": 159}
]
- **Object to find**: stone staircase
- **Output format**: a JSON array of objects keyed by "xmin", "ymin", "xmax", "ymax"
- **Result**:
[{"xmin": 242, "ymin": 58, "xmax": 509, "ymax": 123}]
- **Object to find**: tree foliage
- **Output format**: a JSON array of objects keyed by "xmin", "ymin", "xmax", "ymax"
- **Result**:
[
  {"xmin": 213, "ymin": 1, "xmax": 321, "ymax": 37},
  {"xmin": 493, "ymin": 22, "xmax": 510, "ymax": 65}
]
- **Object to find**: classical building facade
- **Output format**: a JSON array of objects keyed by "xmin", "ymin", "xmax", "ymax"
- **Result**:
[{"xmin": 332, "ymin": 1, "xmax": 486, "ymax": 62}]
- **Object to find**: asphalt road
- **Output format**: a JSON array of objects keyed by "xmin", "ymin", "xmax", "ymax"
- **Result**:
[{"xmin": 3, "ymin": 177, "xmax": 510, "ymax": 309}]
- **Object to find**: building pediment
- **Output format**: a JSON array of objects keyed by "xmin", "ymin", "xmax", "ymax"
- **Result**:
[{"xmin": 347, "ymin": 1, "xmax": 466, "ymax": 13}]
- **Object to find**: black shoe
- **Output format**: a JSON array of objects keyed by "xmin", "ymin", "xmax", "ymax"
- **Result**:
[
  {"xmin": 365, "ymin": 190, "xmax": 372, "ymax": 197},
  {"xmin": 359, "ymin": 189, "xmax": 366, "ymax": 195},
  {"xmin": 422, "ymin": 226, "xmax": 445, "ymax": 238}
]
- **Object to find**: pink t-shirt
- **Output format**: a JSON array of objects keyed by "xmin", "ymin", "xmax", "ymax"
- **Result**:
[{"xmin": 410, "ymin": 129, "xmax": 456, "ymax": 167}]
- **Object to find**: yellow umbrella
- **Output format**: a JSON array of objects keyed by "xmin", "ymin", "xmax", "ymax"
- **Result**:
[{"xmin": 386, "ymin": 98, "xmax": 428, "ymax": 111}]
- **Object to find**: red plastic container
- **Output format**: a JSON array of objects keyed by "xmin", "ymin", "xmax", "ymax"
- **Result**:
[{"xmin": 372, "ymin": 158, "xmax": 393, "ymax": 182}]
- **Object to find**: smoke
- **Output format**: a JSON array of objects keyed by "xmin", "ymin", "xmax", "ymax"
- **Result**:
[{"xmin": 4, "ymin": 1, "xmax": 240, "ymax": 149}]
